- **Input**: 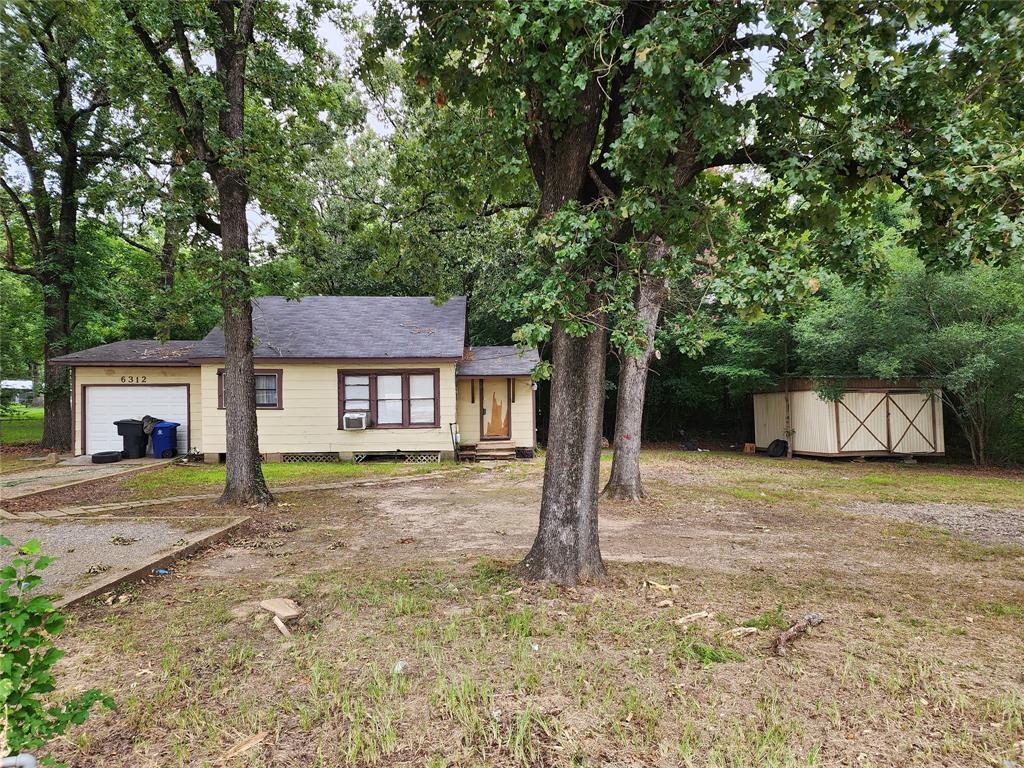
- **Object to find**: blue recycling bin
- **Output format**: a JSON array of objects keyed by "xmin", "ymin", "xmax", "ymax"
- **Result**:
[{"xmin": 151, "ymin": 421, "xmax": 180, "ymax": 458}]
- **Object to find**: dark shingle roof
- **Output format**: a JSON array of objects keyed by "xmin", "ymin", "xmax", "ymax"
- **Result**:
[
  {"xmin": 191, "ymin": 296, "xmax": 467, "ymax": 360},
  {"xmin": 51, "ymin": 340, "xmax": 198, "ymax": 365},
  {"xmin": 457, "ymin": 346, "xmax": 539, "ymax": 377}
]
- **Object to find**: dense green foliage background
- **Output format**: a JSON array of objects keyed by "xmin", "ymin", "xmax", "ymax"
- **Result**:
[{"xmin": 3, "ymin": 1, "xmax": 1023, "ymax": 464}]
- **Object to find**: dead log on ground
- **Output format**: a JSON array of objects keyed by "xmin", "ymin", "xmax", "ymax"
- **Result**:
[{"xmin": 772, "ymin": 613, "xmax": 823, "ymax": 656}]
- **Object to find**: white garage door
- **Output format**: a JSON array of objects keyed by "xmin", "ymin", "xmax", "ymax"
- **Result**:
[{"xmin": 84, "ymin": 386, "xmax": 189, "ymax": 455}]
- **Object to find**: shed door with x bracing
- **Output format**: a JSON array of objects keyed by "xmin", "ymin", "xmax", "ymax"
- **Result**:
[{"xmin": 835, "ymin": 391, "xmax": 939, "ymax": 454}]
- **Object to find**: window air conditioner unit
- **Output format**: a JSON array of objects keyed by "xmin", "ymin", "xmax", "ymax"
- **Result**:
[{"xmin": 343, "ymin": 412, "xmax": 367, "ymax": 430}]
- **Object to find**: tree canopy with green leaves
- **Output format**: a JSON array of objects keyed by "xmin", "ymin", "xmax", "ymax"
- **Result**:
[
  {"xmin": 116, "ymin": 0, "xmax": 361, "ymax": 505},
  {"xmin": 1, "ymin": 0, "xmax": 143, "ymax": 449},
  {"xmin": 375, "ymin": 0, "xmax": 1024, "ymax": 583}
]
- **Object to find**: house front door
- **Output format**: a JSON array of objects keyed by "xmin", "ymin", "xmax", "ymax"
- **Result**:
[{"xmin": 481, "ymin": 378, "xmax": 511, "ymax": 440}]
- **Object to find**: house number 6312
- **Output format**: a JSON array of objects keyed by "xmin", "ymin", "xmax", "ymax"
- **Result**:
[{"xmin": 120, "ymin": 375, "xmax": 147, "ymax": 383}]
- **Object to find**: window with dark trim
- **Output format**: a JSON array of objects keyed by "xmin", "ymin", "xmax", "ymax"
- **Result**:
[
  {"xmin": 255, "ymin": 374, "xmax": 279, "ymax": 407},
  {"xmin": 218, "ymin": 368, "xmax": 283, "ymax": 409},
  {"xmin": 338, "ymin": 370, "xmax": 439, "ymax": 428}
]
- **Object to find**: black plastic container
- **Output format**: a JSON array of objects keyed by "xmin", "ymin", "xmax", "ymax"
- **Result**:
[{"xmin": 113, "ymin": 418, "xmax": 149, "ymax": 458}]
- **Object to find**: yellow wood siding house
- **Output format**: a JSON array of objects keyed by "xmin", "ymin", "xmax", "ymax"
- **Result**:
[{"xmin": 54, "ymin": 296, "xmax": 539, "ymax": 462}]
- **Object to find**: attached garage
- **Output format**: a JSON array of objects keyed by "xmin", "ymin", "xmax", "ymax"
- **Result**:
[
  {"xmin": 754, "ymin": 378, "xmax": 945, "ymax": 458},
  {"xmin": 52, "ymin": 340, "xmax": 202, "ymax": 457},
  {"xmin": 82, "ymin": 385, "xmax": 190, "ymax": 456}
]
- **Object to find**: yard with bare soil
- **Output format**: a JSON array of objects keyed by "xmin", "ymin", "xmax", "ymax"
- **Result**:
[{"xmin": 22, "ymin": 452, "xmax": 1024, "ymax": 767}]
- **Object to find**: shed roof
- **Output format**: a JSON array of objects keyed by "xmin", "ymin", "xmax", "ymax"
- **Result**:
[
  {"xmin": 457, "ymin": 346, "xmax": 539, "ymax": 377},
  {"xmin": 758, "ymin": 376, "xmax": 935, "ymax": 394},
  {"xmin": 0, "ymin": 379, "xmax": 33, "ymax": 389},
  {"xmin": 51, "ymin": 340, "xmax": 198, "ymax": 366},
  {"xmin": 191, "ymin": 296, "xmax": 467, "ymax": 360}
]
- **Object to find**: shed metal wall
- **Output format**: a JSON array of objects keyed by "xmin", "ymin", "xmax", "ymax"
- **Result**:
[
  {"xmin": 836, "ymin": 392, "xmax": 889, "ymax": 453},
  {"xmin": 753, "ymin": 392, "xmax": 786, "ymax": 449},
  {"xmin": 791, "ymin": 390, "xmax": 839, "ymax": 453},
  {"xmin": 753, "ymin": 387, "xmax": 944, "ymax": 457}
]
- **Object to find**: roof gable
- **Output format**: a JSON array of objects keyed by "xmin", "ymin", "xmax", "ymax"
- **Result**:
[{"xmin": 191, "ymin": 296, "xmax": 467, "ymax": 360}]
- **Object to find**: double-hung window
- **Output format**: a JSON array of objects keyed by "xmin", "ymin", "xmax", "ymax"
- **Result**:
[
  {"xmin": 255, "ymin": 374, "xmax": 279, "ymax": 407},
  {"xmin": 342, "ymin": 375, "xmax": 371, "ymax": 415},
  {"xmin": 218, "ymin": 368, "xmax": 282, "ymax": 409},
  {"xmin": 376, "ymin": 374, "xmax": 404, "ymax": 425},
  {"xmin": 408, "ymin": 374, "xmax": 436, "ymax": 424},
  {"xmin": 339, "ymin": 370, "xmax": 438, "ymax": 428}
]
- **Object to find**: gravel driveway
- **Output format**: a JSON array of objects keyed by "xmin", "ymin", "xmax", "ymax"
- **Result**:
[
  {"xmin": 2, "ymin": 517, "xmax": 237, "ymax": 600},
  {"xmin": 842, "ymin": 501, "xmax": 1024, "ymax": 545}
]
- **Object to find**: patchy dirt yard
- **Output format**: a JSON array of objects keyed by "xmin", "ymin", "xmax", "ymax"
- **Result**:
[{"xmin": 23, "ymin": 453, "xmax": 1024, "ymax": 767}]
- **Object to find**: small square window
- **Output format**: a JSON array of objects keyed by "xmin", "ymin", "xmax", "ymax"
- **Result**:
[
  {"xmin": 255, "ymin": 374, "xmax": 279, "ymax": 408},
  {"xmin": 219, "ymin": 369, "xmax": 281, "ymax": 409}
]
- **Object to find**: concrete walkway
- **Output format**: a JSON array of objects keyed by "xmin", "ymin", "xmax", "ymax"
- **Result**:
[
  {"xmin": 1, "ymin": 467, "xmax": 470, "ymax": 520},
  {"xmin": 0, "ymin": 458, "xmax": 171, "ymax": 502}
]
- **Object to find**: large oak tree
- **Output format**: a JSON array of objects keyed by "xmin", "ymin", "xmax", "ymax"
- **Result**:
[
  {"xmin": 0, "ymin": 0, "xmax": 137, "ymax": 450},
  {"xmin": 389, "ymin": 0, "xmax": 1024, "ymax": 584},
  {"xmin": 121, "ymin": 0, "xmax": 354, "ymax": 505}
]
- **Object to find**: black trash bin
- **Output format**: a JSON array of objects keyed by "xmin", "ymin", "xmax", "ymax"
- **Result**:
[{"xmin": 114, "ymin": 418, "xmax": 149, "ymax": 459}]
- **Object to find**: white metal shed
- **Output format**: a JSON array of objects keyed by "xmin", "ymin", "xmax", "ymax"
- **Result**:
[{"xmin": 753, "ymin": 378, "xmax": 945, "ymax": 457}]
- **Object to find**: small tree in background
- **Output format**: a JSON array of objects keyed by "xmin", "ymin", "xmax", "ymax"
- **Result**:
[{"xmin": 0, "ymin": 538, "xmax": 113, "ymax": 761}]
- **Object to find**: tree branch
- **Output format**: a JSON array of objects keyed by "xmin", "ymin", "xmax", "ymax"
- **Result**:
[
  {"xmin": 103, "ymin": 225, "xmax": 159, "ymax": 255},
  {"xmin": 1, "ymin": 213, "xmax": 38, "ymax": 277},
  {"xmin": 705, "ymin": 144, "xmax": 775, "ymax": 168},
  {"xmin": 0, "ymin": 176, "xmax": 40, "ymax": 257},
  {"xmin": 172, "ymin": 19, "xmax": 200, "ymax": 77},
  {"xmin": 237, "ymin": 0, "xmax": 258, "ymax": 44},
  {"xmin": 195, "ymin": 210, "xmax": 222, "ymax": 237},
  {"xmin": 124, "ymin": 3, "xmax": 214, "ymax": 165},
  {"xmin": 70, "ymin": 92, "xmax": 112, "ymax": 127},
  {"xmin": 588, "ymin": 166, "xmax": 616, "ymax": 200}
]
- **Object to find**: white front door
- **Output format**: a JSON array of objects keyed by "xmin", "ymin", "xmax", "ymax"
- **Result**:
[{"xmin": 84, "ymin": 385, "xmax": 189, "ymax": 455}]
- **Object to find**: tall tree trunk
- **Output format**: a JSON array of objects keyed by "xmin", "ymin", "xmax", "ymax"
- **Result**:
[
  {"xmin": 603, "ymin": 239, "xmax": 669, "ymax": 500},
  {"xmin": 158, "ymin": 158, "xmax": 186, "ymax": 293},
  {"xmin": 215, "ymin": 170, "xmax": 268, "ymax": 506},
  {"xmin": 37, "ymin": 164, "xmax": 77, "ymax": 452},
  {"xmin": 514, "ymin": 75, "xmax": 608, "ymax": 584},
  {"xmin": 40, "ymin": 282, "xmax": 72, "ymax": 450},
  {"xmin": 158, "ymin": 223, "xmax": 178, "ymax": 292},
  {"xmin": 514, "ymin": 309, "xmax": 608, "ymax": 585},
  {"xmin": 214, "ymin": 0, "xmax": 270, "ymax": 507}
]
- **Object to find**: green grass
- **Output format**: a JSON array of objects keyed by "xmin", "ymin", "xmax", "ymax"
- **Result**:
[
  {"xmin": 648, "ymin": 450, "xmax": 1024, "ymax": 509},
  {"xmin": 55, "ymin": 554, "xmax": 1024, "ymax": 767},
  {"xmin": 122, "ymin": 459, "xmax": 463, "ymax": 495},
  {"xmin": 977, "ymin": 600, "xmax": 1024, "ymax": 618},
  {"xmin": 672, "ymin": 629, "xmax": 745, "ymax": 665},
  {"xmin": 741, "ymin": 605, "xmax": 789, "ymax": 631},
  {"xmin": 0, "ymin": 406, "xmax": 44, "ymax": 445}
]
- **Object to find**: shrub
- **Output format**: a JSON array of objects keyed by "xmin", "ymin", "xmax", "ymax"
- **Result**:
[{"xmin": 1, "ymin": 538, "xmax": 113, "ymax": 762}]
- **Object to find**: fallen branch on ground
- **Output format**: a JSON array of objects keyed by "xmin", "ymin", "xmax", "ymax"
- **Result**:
[{"xmin": 772, "ymin": 613, "xmax": 823, "ymax": 656}]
